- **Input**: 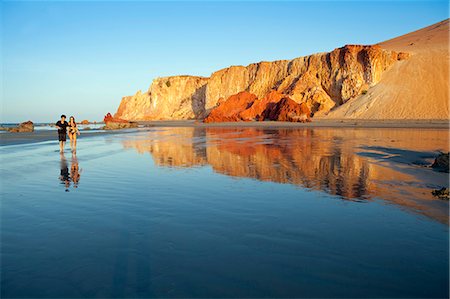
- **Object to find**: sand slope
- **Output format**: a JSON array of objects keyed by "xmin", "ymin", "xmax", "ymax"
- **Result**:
[{"xmin": 325, "ymin": 19, "xmax": 449, "ymax": 119}]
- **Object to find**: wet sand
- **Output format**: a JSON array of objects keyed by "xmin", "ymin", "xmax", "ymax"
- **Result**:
[
  {"xmin": 0, "ymin": 128, "xmax": 140, "ymax": 146},
  {"xmin": 1, "ymin": 125, "xmax": 448, "ymax": 297},
  {"xmin": 138, "ymin": 119, "xmax": 450, "ymax": 128},
  {"xmin": 124, "ymin": 126, "xmax": 449, "ymax": 224},
  {"xmin": 2, "ymin": 120, "xmax": 447, "ymax": 146}
]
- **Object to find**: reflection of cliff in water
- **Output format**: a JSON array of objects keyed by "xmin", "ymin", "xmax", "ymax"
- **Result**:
[
  {"xmin": 125, "ymin": 128, "xmax": 207, "ymax": 168},
  {"xmin": 123, "ymin": 127, "xmax": 449, "ymax": 223},
  {"xmin": 206, "ymin": 128, "xmax": 372, "ymax": 200}
]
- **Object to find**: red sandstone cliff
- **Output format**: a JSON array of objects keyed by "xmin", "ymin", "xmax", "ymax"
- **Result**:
[
  {"xmin": 114, "ymin": 19, "xmax": 448, "ymax": 121},
  {"xmin": 204, "ymin": 91, "xmax": 311, "ymax": 123}
]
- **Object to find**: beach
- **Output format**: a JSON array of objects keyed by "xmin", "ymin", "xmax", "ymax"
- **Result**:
[
  {"xmin": 1, "ymin": 119, "xmax": 448, "ymax": 146},
  {"xmin": 1, "ymin": 124, "xmax": 448, "ymax": 297},
  {"xmin": 0, "ymin": 127, "xmax": 140, "ymax": 146},
  {"xmin": 140, "ymin": 119, "xmax": 449, "ymax": 128}
]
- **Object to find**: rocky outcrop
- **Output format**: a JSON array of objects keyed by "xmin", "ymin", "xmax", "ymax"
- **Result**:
[
  {"xmin": 103, "ymin": 113, "xmax": 138, "ymax": 130},
  {"xmin": 8, "ymin": 121, "xmax": 34, "ymax": 133},
  {"xmin": 265, "ymin": 98, "xmax": 311, "ymax": 122},
  {"xmin": 204, "ymin": 90, "xmax": 311, "ymax": 122},
  {"xmin": 104, "ymin": 122, "xmax": 138, "ymax": 130},
  {"xmin": 204, "ymin": 92, "xmax": 257, "ymax": 123},
  {"xmin": 432, "ymin": 187, "xmax": 449, "ymax": 200},
  {"xmin": 432, "ymin": 152, "xmax": 449, "ymax": 173},
  {"xmin": 115, "ymin": 44, "xmax": 407, "ymax": 121},
  {"xmin": 239, "ymin": 91, "xmax": 285, "ymax": 121}
]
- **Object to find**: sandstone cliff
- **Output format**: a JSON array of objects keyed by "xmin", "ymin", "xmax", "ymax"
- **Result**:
[
  {"xmin": 115, "ymin": 76, "xmax": 208, "ymax": 120},
  {"xmin": 205, "ymin": 45, "xmax": 405, "ymax": 117},
  {"xmin": 204, "ymin": 90, "xmax": 311, "ymax": 123},
  {"xmin": 114, "ymin": 20, "xmax": 448, "ymax": 120},
  {"xmin": 324, "ymin": 19, "xmax": 449, "ymax": 119}
]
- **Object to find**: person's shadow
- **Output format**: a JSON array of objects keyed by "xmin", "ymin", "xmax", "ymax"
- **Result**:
[{"xmin": 59, "ymin": 152, "xmax": 82, "ymax": 191}]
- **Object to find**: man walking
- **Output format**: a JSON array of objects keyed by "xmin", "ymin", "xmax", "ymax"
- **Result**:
[{"xmin": 55, "ymin": 115, "xmax": 69, "ymax": 153}]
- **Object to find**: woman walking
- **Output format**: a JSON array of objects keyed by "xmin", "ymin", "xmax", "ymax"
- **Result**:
[{"xmin": 68, "ymin": 116, "xmax": 81, "ymax": 152}]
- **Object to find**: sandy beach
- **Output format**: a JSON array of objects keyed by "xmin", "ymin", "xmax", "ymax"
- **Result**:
[
  {"xmin": 0, "ymin": 128, "xmax": 141, "ymax": 146},
  {"xmin": 138, "ymin": 119, "xmax": 449, "ymax": 128},
  {"xmin": 1, "ymin": 120, "xmax": 448, "ymax": 146},
  {"xmin": 2, "ymin": 125, "xmax": 448, "ymax": 297}
]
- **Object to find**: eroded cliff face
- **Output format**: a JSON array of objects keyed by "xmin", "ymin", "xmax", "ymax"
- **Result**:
[
  {"xmin": 204, "ymin": 90, "xmax": 312, "ymax": 123},
  {"xmin": 115, "ymin": 76, "xmax": 208, "ymax": 120},
  {"xmin": 325, "ymin": 19, "xmax": 448, "ymax": 119},
  {"xmin": 115, "ymin": 45, "xmax": 407, "ymax": 120}
]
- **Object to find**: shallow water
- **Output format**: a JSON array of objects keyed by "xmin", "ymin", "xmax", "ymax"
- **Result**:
[
  {"xmin": 0, "ymin": 123, "xmax": 105, "ymax": 133},
  {"xmin": 1, "ymin": 127, "xmax": 448, "ymax": 298}
]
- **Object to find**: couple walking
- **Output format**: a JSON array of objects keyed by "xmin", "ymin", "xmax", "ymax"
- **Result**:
[{"xmin": 55, "ymin": 114, "xmax": 80, "ymax": 152}]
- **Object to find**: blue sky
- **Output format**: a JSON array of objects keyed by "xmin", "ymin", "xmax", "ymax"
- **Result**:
[{"xmin": 1, "ymin": 1, "xmax": 448, "ymax": 122}]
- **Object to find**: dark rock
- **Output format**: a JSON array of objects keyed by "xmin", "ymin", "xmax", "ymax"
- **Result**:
[
  {"xmin": 7, "ymin": 121, "xmax": 34, "ymax": 133},
  {"xmin": 103, "ymin": 113, "xmax": 138, "ymax": 130},
  {"xmin": 432, "ymin": 187, "xmax": 449, "ymax": 200},
  {"xmin": 431, "ymin": 152, "xmax": 449, "ymax": 172}
]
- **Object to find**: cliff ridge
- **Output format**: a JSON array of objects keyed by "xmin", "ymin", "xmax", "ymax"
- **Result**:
[{"xmin": 114, "ymin": 20, "xmax": 448, "ymax": 120}]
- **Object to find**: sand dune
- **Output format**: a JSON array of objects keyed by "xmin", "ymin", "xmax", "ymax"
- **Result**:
[{"xmin": 324, "ymin": 19, "xmax": 449, "ymax": 120}]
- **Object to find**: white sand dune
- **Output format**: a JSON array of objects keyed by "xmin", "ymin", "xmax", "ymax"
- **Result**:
[{"xmin": 325, "ymin": 19, "xmax": 449, "ymax": 120}]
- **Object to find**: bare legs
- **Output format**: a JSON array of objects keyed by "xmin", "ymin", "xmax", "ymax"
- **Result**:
[
  {"xmin": 73, "ymin": 134, "xmax": 77, "ymax": 152},
  {"xmin": 68, "ymin": 133, "xmax": 77, "ymax": 152},
  {"xmin": 69, "ymin": 133, "xmax": 73, "ymax": 151},
  {"xmin": 59, "ymin": 141, "xmax": 65, "ymax": 153}
]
